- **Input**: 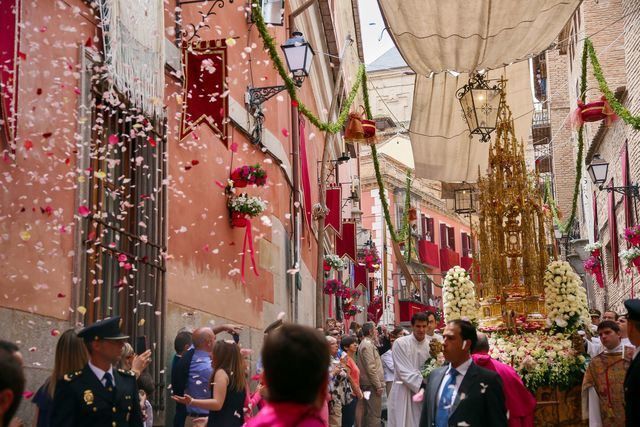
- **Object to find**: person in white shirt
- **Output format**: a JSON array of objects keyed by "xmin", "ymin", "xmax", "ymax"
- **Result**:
[{"xmin": 380, "ymin": 327, "xmax": 405, "ymax": 396}]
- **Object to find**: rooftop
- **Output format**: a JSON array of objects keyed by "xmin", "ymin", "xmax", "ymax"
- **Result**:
[{"xmin": 366, "ymin": 46, "xmax": 408, "ymax": 72}]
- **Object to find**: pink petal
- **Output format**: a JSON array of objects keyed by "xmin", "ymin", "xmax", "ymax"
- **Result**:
[
  {"xmin": 108, "ymin": 134, "xmax": 119, "ymax": 145},
  {"xmin": 281, "ymin": 128, "xmax": 289, "ymax": 137},
  {"xmin": 78, "ymin": 205, "xmax": 90, "ymax": 217}
]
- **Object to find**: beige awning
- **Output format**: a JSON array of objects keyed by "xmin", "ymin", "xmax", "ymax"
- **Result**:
[
  {"xmin": 378, "ymin": 0, "xmax": 580, "ymax": 74},
  {"xmin": 377, "ymin": 0, "xmax": 579, "ymax": 183},
  {"xmin": 409, "ymin": 61, "xmax": 533, "ymax": 182}
]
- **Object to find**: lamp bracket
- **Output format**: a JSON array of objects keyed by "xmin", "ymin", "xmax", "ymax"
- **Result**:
[
  {"xmin": 248, "ymin": 85, "xmax": 288, "ymax": 109},
  {"xmin": 600, "ymin": 184, "xmax": 640, "ymax": 198},
  {"xmin": 179, "ymin": 0, "xmax": 234, "ymax": 43}
]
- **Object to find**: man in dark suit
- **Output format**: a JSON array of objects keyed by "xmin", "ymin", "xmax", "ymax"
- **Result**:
[
  {"xmin": 51, "ymin": 316, "xmax": 144, "ymax": 427},
  {"xmin": 623, "ymin": 299, "xmax": 640, "ymax": 427},
  {"xmin": 419, "ymin": 319, "xmax": 507, "ymax": 427}
]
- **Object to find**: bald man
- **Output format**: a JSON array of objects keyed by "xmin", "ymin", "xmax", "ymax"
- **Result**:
[{"xmin": 171, "ymin": 324, "xmax": 242, "ymax": 427}]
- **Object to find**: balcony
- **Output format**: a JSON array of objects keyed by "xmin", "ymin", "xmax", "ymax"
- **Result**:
[
  {"xmin": 439, "ymin": 247, "xmax": 460, "ymax": 272},
  {"xmin": 396, "ymin": 275, "xmax": 441, "ymax": 324},
  {"xmin": 418, "ymin": 239, "xmax": 440, "ymax": 268},
  {"xmin": 460, "ymin": 256, "xmax": 473, "ymax": 271}
]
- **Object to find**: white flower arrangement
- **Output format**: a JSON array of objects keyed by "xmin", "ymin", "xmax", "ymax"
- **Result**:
[
  {"xmin": 228, "ymin": 194, "xmax": 268, "ymax": 217},
  {"xmin": 442, "ymin": 266, "xmax": 479, "ymax": 323},
  {"xmin": 620, "ymin": 246, "xmax": 640, "ymax": 268},
  {"xmin": 324, "ymin": 254, "xmax": 346, "ymax": 270},
  {"xmin": 584, "ymin": 242, "xmax": 602, "ymax": 253},
  {"xmin": 543, "ymin": 260, "xmax": 591, "ymax": 332}
]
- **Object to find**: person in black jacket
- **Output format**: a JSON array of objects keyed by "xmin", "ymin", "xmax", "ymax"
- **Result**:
[
  {"xmin": 623, "ymin": 299, "xmax": 640, "ymax": 427},
  {"xmin": 51, "ymin": 316, "xmax": 143, "ymax": 427},
  {"xmin": 171, "ymin": 324, "xmax": 242, "ymax": 427},
  {"xmin": 419, "ymin": 319, "xmax": 507, "ymax": 427}
]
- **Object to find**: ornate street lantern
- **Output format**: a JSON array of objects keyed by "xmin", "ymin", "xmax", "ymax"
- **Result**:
[
  {"xmin": 281, "ymin": 31, "xmax": 315, "ymax": 87},
  {"xmin": 457, "ymin": 73, "xmax": 504, "ymax": 142},
  {"xmin": 587, "ymin": 154, "xmax": 609, "ymax": 186},
  {"xmin": 454, "ymin": 186, "xmax": 476, "ymax": 214}
]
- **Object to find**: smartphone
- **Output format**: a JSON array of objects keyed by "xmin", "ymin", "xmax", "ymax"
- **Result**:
[
  {"xmin": 135, "ymin": 335, "xmax": 148, "ymax": 355},
  {"xmin": 232, "ymin": 332, "xmax": 240, "ymax": 344}
]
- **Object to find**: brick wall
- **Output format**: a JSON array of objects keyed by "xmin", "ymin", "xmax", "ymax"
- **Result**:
[{"xmin": 546, "ymin": 0, "xmax": 640, "ymax": 312}]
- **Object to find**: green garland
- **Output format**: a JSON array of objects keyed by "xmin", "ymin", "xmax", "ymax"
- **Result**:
[
  {"xmin": 251, "ymin": 4, "xmax": 364, "ymax": 133},
  {"xmin": 251, "ymin": 2, "xmax": 421, "ymax": 247},
  {"xmin": 549, "ymin": 42, "xmax": 587, "ymax": 234},
  {"xmin": 586, "ymin": 39, "xmax": 640, "ymax": 130}
]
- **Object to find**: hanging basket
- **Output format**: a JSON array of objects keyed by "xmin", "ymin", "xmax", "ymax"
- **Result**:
[
  {"xmin": 408, "ymin": 207, "xmax": 418, "ymax": 222},
  {"xmin": 230, "ymin": 211, "xmax": 248, "ymax": 228},
  {"xmin": 344, "ymin": 110, "xmax": 365, "ymax": 141},
  {"xmin": 362, "ymin": 118, "xmax": 376, "ymax": 139},
  {"xmin": 574, "ymin": 96, "xmax": 618, "ymax": 127}
]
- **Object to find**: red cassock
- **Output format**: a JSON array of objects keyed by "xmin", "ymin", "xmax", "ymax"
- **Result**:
[{"xmin": 472, "ymin": 353, "xmax": 536, "ymax": 427}]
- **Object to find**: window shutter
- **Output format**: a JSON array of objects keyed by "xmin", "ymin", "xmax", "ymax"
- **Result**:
[
  {"xmin": 427, "ymin": 218, "xmax": 435, "ymax": 242},
  {"xmin": 421, "ymin": 215, "xmax": 428, "ymax": 239},
  {"xmin": 608, "ymin": 178, "xmax": 620, "ymax": 282},
  {"xmin": 447, "ymin": 226, "xmax": 456, "ymax": 250},
  {"xmin": 462, "ymin": 232, "xmax": 469, "ymax": 257},
  {"xmin": 440, "ymin": 223, "xmax": 447, "ymax": 247},
  {"xmin": 622, "ymin": 141, "xmax": 632, "ymax": 228}
]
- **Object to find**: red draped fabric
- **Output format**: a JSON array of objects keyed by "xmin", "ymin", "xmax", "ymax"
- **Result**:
[
  {"xmin": 418, "ymin": 240, "xmax": 439, "ymax": 267},
  {"xmin": 336, "ymin": 221, "xmax": 356, "ymax": 261},
  {"xmin": 180, "ymin": 40, "xmax": 228, "ymax": 142},
  {"xmin": 608, "ymin": 179, "xmax": 620, "ymax": 282},
  {"xmin": 325, "ymin": 186, "xmax": 342, "ymax": 233},
  {"xmin": 0, "ymin": 0, "xmax": 20, "ymax": 145}
]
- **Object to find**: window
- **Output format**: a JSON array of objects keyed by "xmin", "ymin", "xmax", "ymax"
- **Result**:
[
  {"xmin": 462, "ymin": 232, "xmax": 470, "ymax": 257},
  {"xmin": 440, "ymin": 223, "xmax": 455, "ymax": 249},
  {"xmin": 77, "ymin": 62, "xmax": 167, "ymax": 407},
  {"xmin": 421, "ymin": 215, "xmax": 434, "ymax": 242},
  {"xmin": 447, "ymin": 226, "xmax": 456, "ymax": 251},
  {"xmin": 440, "ymin": 223, "xmax": 447, "ymax": 248}
]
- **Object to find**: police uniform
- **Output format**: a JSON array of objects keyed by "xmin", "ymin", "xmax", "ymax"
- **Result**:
[
  {"xmin": 624, "ymin": 299, "xmax": 640, "ymax": 427},
  {"xmin": 51, "ymin": 317, "xmax": 144, "ymax": 427}
]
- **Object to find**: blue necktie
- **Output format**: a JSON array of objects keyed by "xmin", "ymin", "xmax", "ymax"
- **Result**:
[
  {"xmin": 435, "ymin": 368, "xmax": 459, "ymax": 427},
  {"xmin": 103, "ymin": 372, "xmax": 115, "ymax": 392}
]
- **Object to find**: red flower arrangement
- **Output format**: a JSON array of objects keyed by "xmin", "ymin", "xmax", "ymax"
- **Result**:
[
  {"xmin": 360, "ymin": 247, "xmax": 382, "ymax": 271},
  {"xmin": 230, "ymin": 164, "xmax": 267, "ymax": 188},
  {"xmin": 584, "ymin": 256, "xmax": 604, "ymax": 288},
  {"xmin": 323, "ymin": 279, "xmax": 342, "ymax": 295},
  {"xmin": 624, "ymin": 225, "xmax": 640, "ymax": 246}
]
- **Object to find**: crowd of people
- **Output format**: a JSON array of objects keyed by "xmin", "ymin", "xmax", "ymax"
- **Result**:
[{"xmin": 1, "ymin": 299, "xmax": 640, "ymax": 426}]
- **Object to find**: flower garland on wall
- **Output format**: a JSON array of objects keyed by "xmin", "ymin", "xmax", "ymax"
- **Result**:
[
  {"xmin": 544, "ymin": 260, "xmax": 591, "ymax": 333},
  {"xmin": 442, "ymin": 266, "xmax": 479, "ymax": 324}
]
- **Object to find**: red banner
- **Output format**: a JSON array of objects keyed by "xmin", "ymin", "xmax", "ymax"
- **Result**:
[
  {"xmin": 325, "ymin": 185, "xmax": 342, "ymax": 233},
  {"xmin": 0, "ymin": 0, "xmax": 20, "ymax": 145},
  {"xmin": 336, "ymin": 221, "xmax": 356, "ymax": 261},
  {"xmin": 353, "ymin": 264, "xmax": 368, "ymax": 288},
  {"xmin": 180, "ymin": 40, "xmax": 228, "ymax": 143}
]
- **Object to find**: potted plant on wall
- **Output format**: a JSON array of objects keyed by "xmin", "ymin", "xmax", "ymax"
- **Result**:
[
  {"xmin": 228, "ymin": 193, "xmax": 268, "ymax": 227},
  {"xmin": 230, "ymin": 164, "xmax": 268, "ymax": 188}
]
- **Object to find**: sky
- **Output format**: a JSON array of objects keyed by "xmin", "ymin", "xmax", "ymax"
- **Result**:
[{"xmin": 357, "ymin": 0, "xmax": 395, "ymax": 64}]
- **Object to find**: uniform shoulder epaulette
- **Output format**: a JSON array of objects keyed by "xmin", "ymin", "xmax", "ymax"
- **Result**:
[
  {"xmin": 117, "ymin": 368, "xmax": 136, "ymax": 377},
  {"xmin": 63, "ymin": 370, "xmax": 84, "ymax": 382}
]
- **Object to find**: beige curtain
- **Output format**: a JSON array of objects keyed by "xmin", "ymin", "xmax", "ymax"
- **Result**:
[
  {"xmin": 378, "ymin": 0, "xmax": 580, "ymax": 74},
  {"xmin": 409, "ymin": 61, "xmax": 533, "ymax": 182}
]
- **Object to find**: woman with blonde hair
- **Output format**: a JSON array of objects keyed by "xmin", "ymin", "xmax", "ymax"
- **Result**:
[
  {"xmin": 32, "ymin": 329, "xmax": 88, "ymax": 427},
  {"xmin": 172, "ymin": 340, "xmax": 247, "ymax": 427}
]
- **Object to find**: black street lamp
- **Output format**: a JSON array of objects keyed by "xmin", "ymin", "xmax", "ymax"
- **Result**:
[
  {"xmin": 248, "ymin": 31, "xmax": 315, "ymax": 110},
  {"xmin": 457, "ymin": 73, "xmax": 504, "ymax": 142},
  {"xmin": 586, "ymin": 154, "xmax": 609, "ymax": 187}
]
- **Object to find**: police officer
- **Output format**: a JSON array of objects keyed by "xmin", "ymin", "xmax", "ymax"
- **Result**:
[
  {"xmin": 624, "ymin": 299, "xmax": 640, "ymax": 427},
  {"xmin": 51, "ymin": 316, "xmax": 144, "ymax": 427}
]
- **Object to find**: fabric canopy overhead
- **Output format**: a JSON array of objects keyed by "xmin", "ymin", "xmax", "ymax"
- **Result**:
[
  {"xmin": 410, "ymin": 61, "xmax": 533, "ymax": 182},
  {"xmin": 378, "ymin": 0, "xmax": 581, "ymax": 74},
  {"xmin": 377, "ymin": 0, "xmax": 580, "ymax": 183}
]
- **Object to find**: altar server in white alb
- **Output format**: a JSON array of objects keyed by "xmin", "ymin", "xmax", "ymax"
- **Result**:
[{"xmin": 387, "ymin": 311, "xmax": 442, "ymax": 427}]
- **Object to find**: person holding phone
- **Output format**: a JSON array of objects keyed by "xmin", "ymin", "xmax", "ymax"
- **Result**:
[{"xmin": 171, "ymin": 341, "xmax": 246, "ymax": 427}]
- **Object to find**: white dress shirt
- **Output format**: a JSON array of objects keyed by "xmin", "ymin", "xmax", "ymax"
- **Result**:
[
  {"xmin": 436, "ymin": 357, "xmax": 473, "ymax": 404},
  {"xmin": 88, "ymin": 360, "xmax": 116, "ymax": 387}
]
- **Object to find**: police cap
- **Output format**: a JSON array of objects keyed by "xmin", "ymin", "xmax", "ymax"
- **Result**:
[{"xmin": 77, "ymin": 316, "xmax": 129, "ymax": 341}]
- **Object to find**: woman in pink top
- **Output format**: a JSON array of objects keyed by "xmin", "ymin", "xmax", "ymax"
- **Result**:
[
  {"xmin": 340, "ymin": 336, "xmax": 363, "ymax": 427},
  {"xmin": 245, "ymin": 324, "xmax": 329, "ymax": 427}
]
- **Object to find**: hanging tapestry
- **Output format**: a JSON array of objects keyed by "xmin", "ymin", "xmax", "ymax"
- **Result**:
[
  {"xmin": 0, "ymin": 0, "xmax": 20, "ymax": 145},
  {"xmin": 336, "ymin": 221, "xmax": 356, "ymax": 261},
  {"xmin": 179, "ymin": 40, "xmax": 228, "ymax": 143},
  {"xmin": 98, "ymin": 0, "xmax": 165, "ymax": 118},
  {"xmin": 325, "ymin": 185, "xmax": 342, "ymax": 234}
]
